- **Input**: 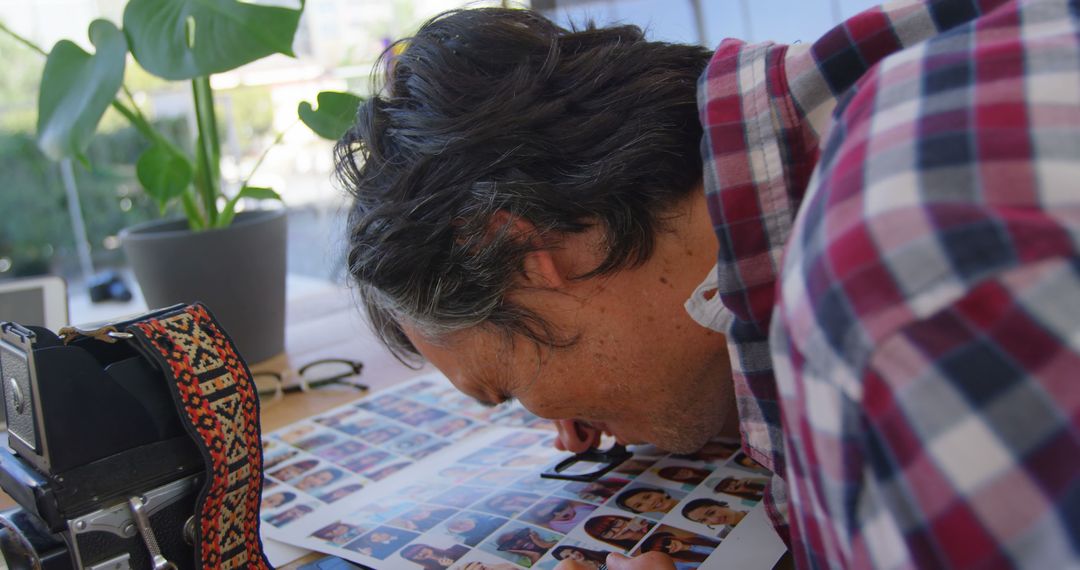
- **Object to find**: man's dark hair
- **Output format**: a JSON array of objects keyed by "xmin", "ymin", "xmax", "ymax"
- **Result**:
[{"xmin": 338, "ymin": 7, "xmax": 712, "ymax": 358}]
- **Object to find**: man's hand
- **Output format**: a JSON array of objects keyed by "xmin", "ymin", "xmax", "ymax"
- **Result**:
[
  {"xmin": 554, "ymin": 419, "xmax": 603, "ymax": 453},
  {"xmin": 553, "ymin": 552, "xmax": 677, "ymax": 570}
]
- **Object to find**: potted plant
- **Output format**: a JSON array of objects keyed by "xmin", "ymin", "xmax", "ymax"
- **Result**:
[{"xmin": 2, "ymin": 0, "xmax": 362, "ymax": 362}]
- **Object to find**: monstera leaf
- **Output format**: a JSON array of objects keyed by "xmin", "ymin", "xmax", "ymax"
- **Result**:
[
  {"xmin": 299, "ymin": 91, "xmax": 363, "ymax": 140},
  {"xmin": 123, "ymin": 0, "xmax": 304, "ymax": 80},
  {"xmin": 136, "ymin": 142, "xmax": 193, "ymax": 210},
  {"xmin": 36, "ymin": 19, "xmax": 127, "ymax": 162}
]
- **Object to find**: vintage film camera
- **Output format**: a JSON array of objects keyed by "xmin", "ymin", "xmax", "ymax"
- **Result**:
[{"xmin": 0, "ymin": 318, "xmax": 204, "ymax": 569}]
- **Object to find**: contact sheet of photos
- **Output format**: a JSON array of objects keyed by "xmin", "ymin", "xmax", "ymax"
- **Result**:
[
  {"xmin": 260, "ymin": 376, "xmax": 558, "ymax": 531},
  {"xmin": 261, "ymin": 376, "xmax": 786, "ymax": 569}
]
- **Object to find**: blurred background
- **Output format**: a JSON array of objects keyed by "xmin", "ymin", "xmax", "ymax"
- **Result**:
[{"xmin": 0, "ymin": 0, "xmax": 881, "ymax": 318}]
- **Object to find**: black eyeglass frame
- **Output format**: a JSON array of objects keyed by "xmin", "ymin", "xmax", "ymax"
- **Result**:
[
  {"xmin": 539, "ymin": 443, "xmax": 632, "ymax": 482},
  {"xmin": 253, "ymin": 358, "xmax": 368, "ymax": 398}
]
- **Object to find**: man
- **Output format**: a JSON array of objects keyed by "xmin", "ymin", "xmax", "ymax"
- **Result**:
[{"xmin": 337, "ymin": 0, "xmax": 1080, "ymax": 568}]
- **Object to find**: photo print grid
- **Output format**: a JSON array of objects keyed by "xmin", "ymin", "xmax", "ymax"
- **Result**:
[
  {"xmin": 269, "ymin": 424, "xmax": 765, "ymax": 570},
  {"xmin": 260, "ymin": 376, "xmax": 558, "ymax": 530}
]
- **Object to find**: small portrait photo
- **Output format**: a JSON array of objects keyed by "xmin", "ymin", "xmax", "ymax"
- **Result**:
[
  {"xmin": 268, "ymin": 458, "xmax": 318, "ymax": 483},
  {"xmin": 407, "ymin": 378, "xmax": 439, "ymax": 393},
  {"xmin": 313, "ymin": 408, "xmax": 364, "ymax": 428},
  {"xmin": 398, "ymin": 406, "xmax": 450, "ymax": 427},
  {"xmin": 358, "ymin": 424, "xmax": 407, "ymax": 446},
  {"xmin": 396, "ymin": 483, "xmax": 450, "ymax": 503},
  {"xmin": 647, "ymin": 464, "xmax": 715, "ymax": 492},
  {"xmin": 492, "ymin": 431, "xmax": 547, "ymax": 449},
  {"xmin": 261, "ymin": 490, "xmax": 296, "ymax": 511},
  {"xmin": 263, "ymin": 503, "xmax": 314, "ymax": 528},
  {"xmin": 293, "ymin": 431, "xmax": 340, "ymax": 451},
  {"xmin": 399, "ymin": 542, "xmax": 470, "ymax": 570},
  {"xmin": 449, "ymin": 551, "xmax": 522, "ymax": 570},
  {"xmin": 524, "ymin": 417, "xmax": 558, "ymax": 432},
  {"xmin": 411, "ymin": 384, "xmax": 457, "ymax": 406},
  {"xmin": 729, "ymin": 452, "xmax": 771, "ymax": 474},
  {"xmin": 557, "ymin": 477, "xmax": 631, "ymax": 505},
  {"xmin": 342, "ymin": 450, "xmax": 393, "ymax": 474},
  {"xmin": 356, "ymin": 394, "xmax": 405, "ymax": 415},
  {"xmin": 612, "ymin": 485, "xmax": 687, "ymax": 519},
  {"xmin": 295, "ymin": 467, "xmax": 347, "ymax": 492},
  {"xmin": 430, "ymin": 416, "xmax": 477, "ymax": 439},
  {"xmin": 519, "ymin": 497, "xmax": 598, "ymax": 534},
  {"xmin": 343, "ymin": 525, "xmax": 419, "ymax": 559},
  {"xmin": 365, "ymin": 461, "xmax": 413, "ymax": 482},
  {"xmin": 429, "ymin": 485, "xmax": 492, "ymax": 509},
  {"xmin": 388, "ymin": 432, "xmax": 436, "ymax": 454},
  {"xmin": 489, "ymin": 408, "xmax": 537, "ymax": 428},
  {"xmin": 279, "ymin": 424, "xmax": 317, "ymax": 444},
  {"xmin": 437, "ymin": 465, "xmax": 486, "ymax": 484},
  {"xmin": 459, "ymin": 447, "xmax": 518, "ymax": 467},
  {"xmin": 310, "ymin": 521, "xmax": 368, "ymax": 546},
  {"xmin": 386, "ymin": 504, "xmax": 458, "ymax": 532},
  {"xmin": 393, "ymin": 399, "xmax": 429, "ymax": 417},
  {"xmin": 349, "ymin": 500, "xmax": 416, "ymax": 525},
  {"xmin": 438, "ymin": 511, "xmax": 509, "ymax": 547},
  {"xmin": 672, "ymin": 439, "xmax": 742, "ymax": 464},
  {"xmin": 471, "ymin": 468, "xmax": 525, "ymax": 487},
  {"xmin": 318, "ymin": 483, "xmax": 365, "ymax": 504},
  {"xmin": 581, "ymin": 513, "xmax": 655, "ymax": 552},
  {"xmin": 510, "ymin": 474, "xmax": 565, "ymax": 495},
  {"xmin": 708, "ymin": 474, "xmax": 767, "ymax": 503},
  {"xmin": 680, "ymin": 498, "xmax": 750, "ymax": 532},
  {"xmin": 457, "ymin": 402, "xmax": 502, "ymax": 422},
  {"xmin": 535, "ymin": 541, "xmax": 615, "ymax": 570},
  {"xmin": 314, "ymin": 439, "xmax": 369, "ymax": 462},
  {"xmin": 612, "ymin": 457, "xmax": 659, "ymax": 478},
  {"xmin": 632, "ymin": 524, "xmax": 720, "ymax": 569},
  {"xmin": 474, "ymin": 490, "xmax": 543, "ymax": 518},
  {"xmin": 500, "ymin": 453, "xmax": 555, "ymax": 470},
  {"xmin": 410, "ymin": 441, "xmax": 453, "ymax": 460},
  {"xmin": 480, "ymin": 522, "xmax": 561, "ymax": 568},
  {"xmin": 335, "ymin": 416, "xmax": 381, "ymax": 436},
  {"xmin": 264, "ymin": 448, "xmax": 299, "ymax": 470}
]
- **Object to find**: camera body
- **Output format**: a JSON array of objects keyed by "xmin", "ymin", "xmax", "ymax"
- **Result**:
[{"xmin": 0, "ymin": 320, "xmax": 204, "ymax": 569}]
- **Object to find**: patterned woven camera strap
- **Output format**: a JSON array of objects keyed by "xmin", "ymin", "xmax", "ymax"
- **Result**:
[{"xmin": 127, "ymin": 303, "xmax": 272, "ymax": 570}]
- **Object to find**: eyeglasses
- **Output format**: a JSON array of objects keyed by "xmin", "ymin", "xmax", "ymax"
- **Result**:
[{"xmin": 252, "ymin": 358, "xmax": 367, "ymax": 404}]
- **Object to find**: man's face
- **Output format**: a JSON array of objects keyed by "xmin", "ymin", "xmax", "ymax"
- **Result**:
[{"xmin": 401, "ymin": 194, "xmax": 735, "ymax": 453}]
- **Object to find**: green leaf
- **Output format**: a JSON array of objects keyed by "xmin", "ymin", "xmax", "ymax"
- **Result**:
[
  {"xmin": 219, "ymin": 186, "xmax": 282, "ymax": 227},
  {"xmin": 299, "ymin": 91, "xmax": 363, "ymax": 140},
  {"xmin": 136, "ymin": 142, "xmax": 194, "ymax": 209},
  {"xmin": 236, "ymin": 186, "xmax": 282, "ymax": 201},
  {"xmin": 123, "ymin": 0, "xmax": 304, "ymax": 80},
  {"xmin": 36, "ymin": 20, "xmax": 127, "ymax": 162}
]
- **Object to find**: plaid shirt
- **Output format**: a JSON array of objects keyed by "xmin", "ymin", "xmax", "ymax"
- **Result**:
[{"xmin": 699, "ymin": 0, "xmax": 1080, "ymax": 567}]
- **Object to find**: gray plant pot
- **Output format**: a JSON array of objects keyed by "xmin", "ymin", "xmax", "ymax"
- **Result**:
[{"xmin": 120, "ymin": 209, "xmax": 287, "ymax": 363}]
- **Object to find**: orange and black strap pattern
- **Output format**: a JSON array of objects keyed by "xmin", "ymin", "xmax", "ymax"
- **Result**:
[{"xmin": 128, "ymin": 303, "xmax": 271, "ymax": 570}]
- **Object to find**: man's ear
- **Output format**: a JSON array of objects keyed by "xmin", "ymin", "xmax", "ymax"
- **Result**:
[{"xmin": 488, "ymin": 210, "xmax": 565, "ymax": 289}]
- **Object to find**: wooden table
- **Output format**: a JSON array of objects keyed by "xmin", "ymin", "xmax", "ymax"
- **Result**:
[{"xmin": 256, "ymin": 282, "xmax": 433, "ymax": 429}]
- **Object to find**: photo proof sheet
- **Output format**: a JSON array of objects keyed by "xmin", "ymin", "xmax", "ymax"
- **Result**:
[{"xmin": 261, "ymin": 375, "xmax": 787, "ymax": 569}]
